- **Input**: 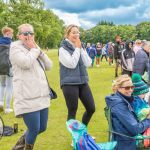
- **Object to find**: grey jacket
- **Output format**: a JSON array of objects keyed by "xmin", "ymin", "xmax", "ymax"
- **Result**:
[{"xmin": 59, "ymin": 40, "xmax": 89, "ymax": 87}]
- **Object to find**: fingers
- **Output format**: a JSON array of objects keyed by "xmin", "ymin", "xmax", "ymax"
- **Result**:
[{"xmin": 23, "ymin": 37, "xmax": 37, "ymax": 49}]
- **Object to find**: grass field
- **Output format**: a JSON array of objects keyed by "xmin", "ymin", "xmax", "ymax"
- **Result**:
[{"xmin": 0, "ymin": 50, "xmax": 118, "ymax": 150}]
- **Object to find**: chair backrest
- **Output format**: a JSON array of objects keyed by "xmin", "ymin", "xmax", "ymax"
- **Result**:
[{"xmin": 104, "ymin": 106, "xmax": 113, "ymax": 141}]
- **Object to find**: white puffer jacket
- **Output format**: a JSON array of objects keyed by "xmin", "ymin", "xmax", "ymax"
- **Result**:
[{"xmin": 10, "ymin": 40, "xmax": 52, "ymax": 117}]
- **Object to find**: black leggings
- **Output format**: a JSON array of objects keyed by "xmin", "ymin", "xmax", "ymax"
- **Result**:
[{"xmin": 62, "ymin": 84, "xmax": 95, "ymax": 126}]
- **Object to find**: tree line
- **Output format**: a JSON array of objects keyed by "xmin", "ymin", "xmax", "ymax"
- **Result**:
[
  {"xmin": 0, "ymin": 0, "xmax": 150, "ymax": 48},
  {"xmin": 0, "ymin": 0, "xmax": 64, "ymax": 48},
  {"xmin": 80, "ymin": 21, "xmax": 150, "ymax": 44}
]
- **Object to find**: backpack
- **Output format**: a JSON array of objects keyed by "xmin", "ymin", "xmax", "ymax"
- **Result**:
[
  {"xmin": 0, "ymin": 44, "xmax": 11, "ymax": 75},
  {"xmin": 77, "ymin": 133, "xmax": 101, "ymax": 150},
  {"xmin": 3, "ymin": 125, "xmax": 14, "ymax": 136}
]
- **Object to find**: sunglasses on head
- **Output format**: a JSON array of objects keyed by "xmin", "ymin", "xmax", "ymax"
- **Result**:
[
  {"xmin": 20, "ymin": 31, "xmax": 34, "ymax": 36},
  {"xmin": 120, "ymin": 86, "xmax": 134, "ymax": 90}
]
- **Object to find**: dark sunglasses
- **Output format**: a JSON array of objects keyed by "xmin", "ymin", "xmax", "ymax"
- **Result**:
[
  {"xmin": 19, "ymin": 31, "xmax": 34, "ymax": 36},
  {"xmin": 120, "ymin": 86, "xmax": 134, "ymax": 90}
]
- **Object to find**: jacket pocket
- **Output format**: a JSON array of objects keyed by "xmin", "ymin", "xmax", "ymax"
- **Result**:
[{"xmin": 22, "ymin": 78, "xmax": 41, "ymax": 99}]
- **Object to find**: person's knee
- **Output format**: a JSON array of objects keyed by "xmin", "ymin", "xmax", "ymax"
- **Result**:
[
  {"xmin": 39, "ymin": 125, "xmax": 47, "ymax": 133},
  {"xmin": 87, "ymin": 106, "xmax": 95, "ymax": 115}
]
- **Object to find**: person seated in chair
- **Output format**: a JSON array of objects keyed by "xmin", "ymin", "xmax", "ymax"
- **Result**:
[{"xmin": 105, "ymin": 74, "xmax": 150, "ymax": 150}]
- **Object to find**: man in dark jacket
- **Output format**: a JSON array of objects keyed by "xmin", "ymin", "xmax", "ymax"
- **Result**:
[
  {"xmin": 133, "ymin": 41, "xmax": 150, "ymax": 76},
  {"xmin": 114, "ymin": 36, "xmax": 124, "ymax": 77}
]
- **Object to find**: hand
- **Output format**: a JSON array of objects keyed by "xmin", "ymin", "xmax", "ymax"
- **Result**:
[
  {"xmin": 23, "ymin": 36, "xmax": 37, "ymax": 49},
  {"xmin": 74, "ymin": 38, "xmax": 82, "ymax": 49},
  {"xmin": 147, "ymin": 113, "xmax": 150, "ymax": 119}
]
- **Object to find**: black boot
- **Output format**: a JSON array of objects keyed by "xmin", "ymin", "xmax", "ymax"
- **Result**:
[
  {"xmin": 12, "ymin": 134, "xmax": 25, "ymax": 150},
  {"xmin": 24, "ymin": 144, "xmax": 34, "ymax": 150}
]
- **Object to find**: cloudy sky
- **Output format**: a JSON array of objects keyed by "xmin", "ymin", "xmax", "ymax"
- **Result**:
[{"xmin": 44, "ymin": 0, "xmax": 150, "ymax": 29}]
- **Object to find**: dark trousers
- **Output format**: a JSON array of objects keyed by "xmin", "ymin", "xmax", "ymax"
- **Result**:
[
  {"xmin": 122, "ymin": 69, "xmax": 132, "ymax": 77},
  {"xmin": 62, "ymin": 84, "xmax": 95, "ymax": 126},
  {"xmin": 101, "ymin": 55, "xmax": 107, "ymax": 61}
]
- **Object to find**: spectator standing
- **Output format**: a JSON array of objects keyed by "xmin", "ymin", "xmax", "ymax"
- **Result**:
[
  {"xmin": 0, "ymin": 26, "xmax": 13, "ymax": 113},
  {"xmin": 121, "ymin": 41, "xmax": 135, "ymax": 76},
  {"xmin": 133, "ymin": 39, "xmax": 142, "ymax": 55},
  {"xmin": 96, "ymin": 42, "xmax": 102, "ymax": 67},
  {"xmin": 86, "ymin": 43, "xmax": 91, "ymax": 55},
  {"xmin": 133, "ymin": 41, "xmax": 150, "ymax": 76},
  {"xmin": 59, "ymin": 24, "xmax": 95, "ymax": 129},
  {"xmin": 101, "ymin": 44, "xmax": 107, "ymax": 62},
  {"xmin": 88, "ymin": 44, "xmax": 97, "ymax": 67},
  {"xmin": 108, "ymin": 42, "xmax": 114, "ymax": 65},
  {"xmin": 10, "ymin": 24, "xmax": 52, "ymax": 150},
  {"xmin": 114, "ymin": 36, "xmax": 124, "ymax": 77}
]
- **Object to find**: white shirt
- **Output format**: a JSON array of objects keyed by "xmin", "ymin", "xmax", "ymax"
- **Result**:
[{"xmin": 59, "ymin": 39, "xmax": 92, "ymax": 69}]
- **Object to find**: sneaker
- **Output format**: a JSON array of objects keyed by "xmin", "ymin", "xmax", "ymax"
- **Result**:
[
  {"xmin": 5, "ymin": 108, "xmax": 13, "ymax": 114},
  {"xmin": 92, "ymin": 136, "xmax": 96, "ymax": 140},
  {"xmin": 0, "ymin": 102, "xmax": 4, "ymax": 112}
]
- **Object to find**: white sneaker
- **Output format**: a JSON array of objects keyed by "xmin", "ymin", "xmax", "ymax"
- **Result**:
[
  {"xmin": 0, "ymin": 102, "xmax": 4, "ymax": 112},
  {"xmin": 5, "ymin": 108, "xmax": 13, "ymax": 114},
  {"xmin": 92, "ymin": 136, "xmax": 96, "ymax": 140}
]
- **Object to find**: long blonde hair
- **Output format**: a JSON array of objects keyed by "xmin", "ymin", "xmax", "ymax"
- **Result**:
[{"xmin": 112, "ymin": 75, "xmax": 131, "ymax": 93}]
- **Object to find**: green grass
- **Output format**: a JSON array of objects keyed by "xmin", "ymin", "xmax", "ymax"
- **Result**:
[{"xmin": 0, "ymin": 50, "xmax": 117, "ymax": 150}]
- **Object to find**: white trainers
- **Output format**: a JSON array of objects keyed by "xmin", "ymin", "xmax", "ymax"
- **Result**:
[
  {"xmin": 5, "ymin": 108, "xmax": 13, "ymax": 114},
  {"xmin": 0, "ymin": 102, "xmax": 4, "ymax": 112},
  {"xmin": 92, "ymin": 136, "xmax": 96, "ymax": 140}
]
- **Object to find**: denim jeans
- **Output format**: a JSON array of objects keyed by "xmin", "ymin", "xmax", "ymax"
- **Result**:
[
  {"xmin": 22, "ymin": 108, "xmax": 49, "ymax": 144},
  {"xmin": 0, "ymin": 75, "xmax": 13, "ymax": 108}
]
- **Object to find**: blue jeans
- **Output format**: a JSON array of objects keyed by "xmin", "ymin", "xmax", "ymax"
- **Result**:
[
  {"xmin": 22, "ymin": 108, "xmax": 49, "ymax": 144},
  {"xmin": 0, "ymin": 75, "xmax": 13, "ymax": 108}
]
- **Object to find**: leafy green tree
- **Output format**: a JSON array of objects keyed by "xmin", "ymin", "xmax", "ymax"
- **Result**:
[
  {"xmin": 0, "ymin": 0, "xmax": 64, "ymax": 48},
  {"xmin": 136, "ymin": 22, "xmax": 150, "ymax": 40}
]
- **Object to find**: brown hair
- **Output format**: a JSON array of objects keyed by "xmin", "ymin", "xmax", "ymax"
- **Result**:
[
  {"xmin": 1, "ymin": 26, "xmax": 13, "ymax": 35},
  {"xmin": 64, "ymin": 24, "xmax": 79, "ymax": 38},
  {"xmin": 112, "ymin": 75, "xmax": 131, "ymax": 93},
  {"xmin": 115, "ymin": 35, "xmax": 121, "ymax": 40}
]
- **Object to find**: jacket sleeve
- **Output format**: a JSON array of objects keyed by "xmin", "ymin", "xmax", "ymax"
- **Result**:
[
  {"xmin": 59, "ymin": 47, "xmax": 80, "ymax": 69},
  {"xmin": 112, "ymin": 103, "xmax": 150, "ymax": 136},
  {"xmin": 10, "ymin": 45, "xmax": 40, "ymax": 70},
  {"xmin": 121, "ymin": 50, "xmax": 128, "ymax": 69},
  {"xmin": 38, "ymin": 52, "xmax": 53, "ymax": 71}
]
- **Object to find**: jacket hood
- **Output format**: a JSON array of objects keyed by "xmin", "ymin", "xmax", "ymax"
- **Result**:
[
  {"xmin": 105, "ymin": 93, "xmax": 123, "ymax": 108},
  {"xmin": 105, "ymin": 92, "xmax": 133, "ymax": 109},
  {"xmin": 125, "ymin": 40, "xmax": 133, "ymax": 51},
  {"xmin": 0, "ymin": 37, "xmax": 12, "ymax": 45}
]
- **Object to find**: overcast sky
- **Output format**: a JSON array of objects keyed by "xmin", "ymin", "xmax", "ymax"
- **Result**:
[{"xmin": 44, "ymin": 0, "xmax": 150, "ymax": 29}]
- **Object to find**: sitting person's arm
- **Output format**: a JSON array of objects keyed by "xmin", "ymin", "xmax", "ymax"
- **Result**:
[{"xmin": 112, "ymin": 102, "xmax": 150, "ymax": 136}]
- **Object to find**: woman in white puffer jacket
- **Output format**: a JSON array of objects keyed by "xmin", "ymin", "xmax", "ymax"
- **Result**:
[{"xmin": 10, "ymin": 23, "xmax": 52, "ymax": 150}]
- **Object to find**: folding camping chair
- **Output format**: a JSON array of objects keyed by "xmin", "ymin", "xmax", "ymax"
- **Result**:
[
  {"xmin": 66, "ymin": 119, "xmax": 117, "ymax": 150},
  {"xmin": 104, "ymin": 106, "xmax": 150, "ymax": 150}
]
